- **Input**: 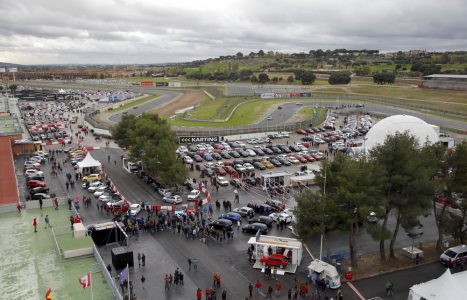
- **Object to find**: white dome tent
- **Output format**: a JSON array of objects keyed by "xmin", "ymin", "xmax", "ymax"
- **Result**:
[{"xmin": 364, "ymin": 115, "xmax": 439, "ymax": 151}]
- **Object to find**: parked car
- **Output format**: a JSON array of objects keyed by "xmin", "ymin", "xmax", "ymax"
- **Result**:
[
  {"xmin": 163, "ymin": 195, "xmax": 183, "ymax": 204},
  {"xmin": 87, "ymin": 182, "xmax": 105, "ymax": 192},
  {"xmin": 261, "ymin": 160, "xmax": 274, "ymax": 169},
  {"xmin": 214, "ymin": 167, "xmax": 227, "ymax": 176},
  {"xmin": 216, "ymin": 177, "xmax": 229, "ymax": 187},
  {"xmin": 209, "ymin": 219, "xmax": 233, "ymax": 231},
  {"xmin": 184, "ymin": 156, "xmax": 193, "ymax": 164},
  {"xmin": 129, "ymin": 204, "xmax": 142, "ymax": 216},
  {"xmin": 158, "ymin": 188, "xmax": 172, "ymax": 197},
  {"xmin": 29, "ymin": 186, "xmax": 50, "ymax": 195},
  {"xmin": 269, "ymin": 212, "xmax": 293, "ymax": 223},
  {"xmin": 82, "ymin": 174, "xmax": 101, "ymax": 182},
  {"xmin": 30, "ymin": 193, "xmax": 50, "ymax": 200},
  {"xmin": 219, "ymin": 212, "xmax": 242, "ymax": 223},
  {"xmin": 260, "ymin": 254, "xmax": 288, "ymax": 268},
  {"xmin": 25, "ymin": 169, "xmax": 44, "ymax": 177},
  {"xmin": 440, "ymin": 244, "xmax": 467, "ymax": 266},
  {"xmin": 187, "ymin": 189, "xmax": 201, "ymax": 201},
  {"xmin": 26, "ymin": 180, "xmax": 47, "ymax": 189},
  {"xmin": 253, "ymin": 162, "xmax": 266, "ymax": 170},
  {"xmin": 242, "ymin": 223, "xmax": 268, "ymax": 234},
  {"xmin": 233, "ymin": 206, "xmax": 255, "ymax": 217},
  {"xmin": 249, "ymin": 215, "xmax": 274, "ymax": 227},
  {"xmin": 245, "ymin": 177, "xmax": 257, "ymax": 186}
]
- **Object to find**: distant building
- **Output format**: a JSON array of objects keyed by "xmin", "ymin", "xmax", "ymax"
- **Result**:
[{"xmin": 423, "ymin": 74, "xmax": 467, "ymax": 90}]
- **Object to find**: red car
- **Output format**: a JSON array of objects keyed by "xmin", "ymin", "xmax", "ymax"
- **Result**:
[
  {"xmin": 295, "ymin": 129, "xmax": 306, "ymax": 135},
  {"xmin": 27, "ymin": 180, "xmax": 47, "ymax": 189},
  {"xmin": 214, "ymin": 167, "xmax": 227, "ymax": 176},
  {"xmin": 213, "ymin": 143, "xmax": 224, "ymax": 150},
  {"xmin": 302, "ymin": 154, "xmax": 315, "ymax": 162},
  {"xmin": 296, "ymin": 156, "xmax": 308, "ymax": 163},
  {"xmin": 260, "ymin": 254, "xmax": 288, "ymax": 268},
  {"xmin": 305, "ymin": 128, "xmax": 314, "ymax": 134},
  {"xmin": 224, "ymin": 166, "xmax": 235, "ymax": 174}
]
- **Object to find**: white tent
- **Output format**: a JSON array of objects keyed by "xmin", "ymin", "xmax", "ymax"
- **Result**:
[
  {"xmin": 408, "ymin": 269, "xmax": 467, "ymax": 300},
  {"xmin": 77, "ymin": 153, "xmax": 102, "ymax": 175}
]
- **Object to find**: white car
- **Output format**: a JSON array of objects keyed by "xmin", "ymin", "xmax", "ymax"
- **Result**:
[
  {"xmin": 215, "ymin": 162, "xmax": 225, "ymax": 168},
  {"xmin": 187, "ymin": 189, "xmax": 201, "ymax": 201},
  {"xmin": 233, "ymin": 206, "xmax": 255, "ymax": 217},
  {"xmin": 243, "ymin": 163, "xmax": 255, "ymax": 171},
  {"xmin": 87, "ymin": 182, "xmax": 104, "ymax": 192},
  {"xmin": 184, "ymin": 156, "xmax": 193, "ymax": 164},
  {"xmin": 93, "ymin": 186, "xmax": 108, "ymax": 197},
  {"xmin": 163, "ymin": 195, "xmax": 182, "ymax": 204},
  {"xmin": 25, "ymin": 169, "xmax": 44, "ymax": 177},
  {"xmin": 216, "ymin": 177, "xmax": 229, "ymax": 186},
  {"xmin": 158, "ymin": 188, "xmax": 172, "ymax": 197},
  {"xmin": 235, "ymin": 164, "xmax": 246, "ymax": 173},
  {"xmin": 129, "ymin": 204, "xmax": 142, "ymax": 216},
  {"xmin": 269, "ymin": 212, "xmax": 293, "ymax": 223},
  {"xmin": 287, "ymin": 157, "xmax": 300, "ymax": 164}
]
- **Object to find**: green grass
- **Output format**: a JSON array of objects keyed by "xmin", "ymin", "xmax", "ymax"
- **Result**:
[
  {"xmin": 117, "ymin": 77, "xmax": 170, "ymax": 83},
  {"xmin": 0, "ymin": 206, "xmax": 113, "ymax": 300},
  {"xmin": 170, "ymin": 98, "xmax": 333, "ymax": 127},
  {"xmin": 187, "ymin": 97, "xmax": 253, "ymax": 120},
  {"xmin": 107, "ymin": 95, "xmax": 159, "ymax": 113},
  {"xmin": 441, "ymin": 63, "xmax": 467, "ymax": 71},
  {"xmin": 297, "ymin": 106, "xmax": 316, "ymax": 119},
  {"xmin": 57, "ymin": 234, "xmax": 94, "ymax": 252}
]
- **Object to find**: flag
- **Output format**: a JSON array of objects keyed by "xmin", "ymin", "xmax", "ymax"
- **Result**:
[
  {"xmin": 79, "ymin": 272, "xmax": 91, "ymax": 289},
  {"xmin": 45, "ymin": 288, "xmax": 52, "ymax": 300},
  {"xmin": 119, "ymin": 265, "xmax": 129, "ymax": 285}
]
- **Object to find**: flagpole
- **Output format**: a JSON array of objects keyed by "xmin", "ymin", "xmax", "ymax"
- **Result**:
[
  {"xmin": 127, "ymin": 264, "xmax": 130, "ymax": 300},
  {"xmin": 90, "ymin": 272, "xmax": 94, "ymax": 300}
]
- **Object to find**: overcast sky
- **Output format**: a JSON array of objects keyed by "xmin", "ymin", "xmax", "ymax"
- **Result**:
[{"xmin": 0, "ymin": 0, "xmax": 466, "ymax": 65}]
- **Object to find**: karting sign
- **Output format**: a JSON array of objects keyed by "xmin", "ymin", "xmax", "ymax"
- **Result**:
[{"xmin": 178, "ymin": 136, "xmax": 220, "ymax": 144}]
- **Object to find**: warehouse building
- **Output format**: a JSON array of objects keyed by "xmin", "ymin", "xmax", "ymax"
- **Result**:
[{"xmin": 423, "ymin": 74, "xmax": 467, "ymax": 90}]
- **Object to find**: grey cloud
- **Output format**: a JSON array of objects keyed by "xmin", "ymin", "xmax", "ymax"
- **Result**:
[{"xmin": 0, "ymin": 0, "xmax": 466, "ymax": 64}]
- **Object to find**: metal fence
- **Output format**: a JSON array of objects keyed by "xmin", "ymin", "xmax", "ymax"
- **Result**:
[
  {"xmin": 51, "ymin": 227, "xmax": 64, "ymax": 261},
  {"xmin": 93, "ymin": 245, "xmax": 124, "ymax": 300}
]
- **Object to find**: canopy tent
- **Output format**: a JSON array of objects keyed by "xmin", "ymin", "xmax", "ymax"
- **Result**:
[
  {"xmin": 408, "ymin": 269, "xmax": 467, "ymax": 300},
  {"xmin": 77, "ymin": 153, "xmax": 102, "ymax": 175}
]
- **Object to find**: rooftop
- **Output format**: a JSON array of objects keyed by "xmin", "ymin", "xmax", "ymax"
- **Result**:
[
  {"xmin": 424, "ymin": 74, "xmax": 467, "ymax": 79},
  {"xmin": 0, "ymin": 206, "xmax": 113, "ymax": 299},
  {"xmin": 0, "ymin": 115, "xmax": 22, "ymax": 135}
]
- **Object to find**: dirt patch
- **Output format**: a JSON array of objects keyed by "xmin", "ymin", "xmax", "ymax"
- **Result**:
[
  {"xmin": 339, "ymin": 241, "xmax": 443, "ymax": 281},
  {"xmin": 151, "ymin": 91, "xmax": 205, "ymax": 116}
]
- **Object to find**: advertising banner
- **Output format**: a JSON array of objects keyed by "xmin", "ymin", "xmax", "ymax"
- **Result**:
[
  {"xmin": 8, "ymin": 67, "xmax": 18, "ymax": 72},
  {"xmin": 168, "ymin": 82, "xmax": 182, "ymax": 87},
  {"xmin": 260, "ymin": 93, "xmax": 276, "ymax": 99},
  {"xmin": 179, "ymin": 136, "xmax": 220, "ymax": 144},
  {"xmin": 155, "ymin": 82, "xmax": 169, "ymax": 87},
  {"xmin": 300, "ymin": 92, "xmax": 312, "ymax": 97},
  {"xmin": 289, "ymin": 92, "xmax": 300, "ymax": 97},
  {"xmin": 140, "ymin": 81, "xmax": 154, "ymax": 86}
]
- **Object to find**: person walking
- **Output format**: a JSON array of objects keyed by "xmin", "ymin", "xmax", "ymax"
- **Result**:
[
  {"xmin": 137, "ymin": 253, "xmax": 141, "ymax": 267},
  {"xmin": 193, "ymin": 258, "xmax": 198, "ymax": 270},
  {"xmin": 141, "ymin": 275, "xmax": 145, "ymax": 290},
  {"xmin": 164, "ymin": 274, "xmax": 170, "ymax": 291},
  {"xmin": 248, "ymin": 282, "xmax": 253, "ymax": 298},
  {"xmin": 197, "ymin": 288, "xmax": 203, "ymax": 300},
  {"xmin": 141, "ymin": 253, "xmax": 145, "ymax": 266},
  {"xmin": 53, "ymin": 198, "xmax": 59, "ymax": 210},
  {"xmin": 44, "ymin": 215, "xmax": 51, "ymax": 229},
  {"xmin": 255, "ymin": 280, "xmax": 262, "ymax": 294},
  {"xmin": 39, "ymin": 198, "xmax": 43, "ymax": 210},
  {"xmin": 188, "ymin": 258, "xmax": 192, "ymax": 271},
  {"xmin": 267, "ymin": 286, "xmax": 273, "ymax": 299},
  {"xmin": 33, "ymin": 217, "xmax": 38, "ymax": 233},
  {"xmin": 275, "ymin": 281, "xmax": 282, "ymax": 297},
  {"xmin": 179, "ymin": 271, "xmax": 184, "ymax": 285},
  {"xmin": 17, "ymin": 202, "xmax": 22, "ymax": 214},
  {"xmin": 221, "ymin": 290, "xmax": 226, "ymax": 300}
]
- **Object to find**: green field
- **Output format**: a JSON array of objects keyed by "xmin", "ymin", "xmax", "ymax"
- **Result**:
[
  {"xmin": 0, "ymin": 206, "xmax": 113, "ymax": 300},
  {"xmin": 170, "ymin": 98, "xmax": 333, "ymax": 127}
]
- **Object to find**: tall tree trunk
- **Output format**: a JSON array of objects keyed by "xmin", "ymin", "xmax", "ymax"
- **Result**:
[
  {"xmin": 434, "ymin": 200, "xmax": 447, "ymax": 251},
  {"xmin": 349, "ymin": 222, "xmax": 358, "ymax": 268},
  {"xmin": 389, "ymin": 211, "xmax": 402, "ymax": 258},
  {"xmin": 380, "ymin": 208, "xmax": 390, "ymax": 260}
]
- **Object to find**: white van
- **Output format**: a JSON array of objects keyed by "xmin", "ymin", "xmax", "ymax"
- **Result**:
[{"xmin": 440, "ymin": 244, "xmax": 467, "ymax": 266}]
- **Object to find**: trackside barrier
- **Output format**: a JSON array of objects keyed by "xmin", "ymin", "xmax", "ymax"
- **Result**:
[{"xmin": 93, "ymin": 245, "xmax": 124, "ymax": 300}]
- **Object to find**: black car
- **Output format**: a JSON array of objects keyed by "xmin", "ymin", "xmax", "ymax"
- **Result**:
[
  {"xmin": 220, "ymin": 151, "xmax": 231, "ymax": 159},
  {"xmin": 253, "ymin": 148, "xmax": 265, "ymax": 155},
  {"xmin": 258, "ymin": 204, "xmax": 274, "ymax": 215},
  {"xmin": 249, "ymin": 216, "xmax": 274, "ymax": 227},
  {"xmin": 26, "ymin": 175, "xmax": 45, "ymax": 181},
  {"xmin": 242, "ymin": 223, "xmax": 268, "ymax": 234},
  {"xmin": 253, "ymin": 162, "xmax": 266, "ymax": 170},
  {"xmin": 271, "ymin": 147, "xmax": 283, "ymax": 154},
  {"xmin": 278, "ymin": 145, "xmax": 291, "ymax": 153},
  {"xmin": 246, "ymin": 177, "xmax": 257, "ymax": 186},
  {"xmin": 262, "ymin": 148, "xmax": 274, "ymax": 155},
  {"xmin": 233, "ymin": 160, "xmax": 244, "ymax": 166},
  {"xmin": 212, "ymin": 153, "xmax": 222, "ymax": 160},
  {"xmin": 30, "ymin": 186, "xmax": 50, "ymax": 195},
  {"xmin": 269, "ymin": 159, "xmax": 282, "ymax": 167},
  {"xmin": 209, "ymin": 219, "xmax": 233, "ymax": 231},
  {"xmin": 229, "ymin": 151, "xmax": 241, "ymax": 158},
  {"xmin": 277, "ymin": 157, "xmax": 291, "ymax": 166}
]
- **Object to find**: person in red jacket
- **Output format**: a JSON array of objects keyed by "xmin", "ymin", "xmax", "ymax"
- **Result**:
[
  {"xmin": 197, "ymin": 288, "xmax": 202, "ymax": 300},
  {"xmin": 255, "ymin": 279, "xmax": 262, "ymax": 294},
  {"xmin": 275, "ymin": 281, "xmax": 282, "ymax": 296},
  {"xmin": 33, "ymin": 217, "xmax": 37, "ymax": 232},
  {"xmin": 54, "ymin": 198, "xmax": 59, "ymax": 210}
]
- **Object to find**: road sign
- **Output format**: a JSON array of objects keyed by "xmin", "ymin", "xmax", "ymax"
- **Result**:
[
  {"xmin": 8, "ymin": 67, "xmax": 17, "ymax": 72},
  {"xmin": 179, "ymin": 136, "xmax": 220, "ymax": 144},
  {"xmin": 0, "ymin": 68, "xmax": 5, "ymax": 73}
]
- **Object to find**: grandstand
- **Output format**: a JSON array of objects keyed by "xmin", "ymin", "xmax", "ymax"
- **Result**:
[{"xmin": 423, "ymin": 74, "xmax": 467, "ymax": 90}]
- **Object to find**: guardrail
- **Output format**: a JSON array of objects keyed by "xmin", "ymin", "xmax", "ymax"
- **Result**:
[{"xmin": 93, "ymin": 245, "xmax": 124, "ymax": 300}]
